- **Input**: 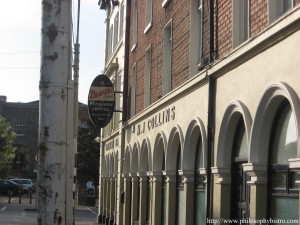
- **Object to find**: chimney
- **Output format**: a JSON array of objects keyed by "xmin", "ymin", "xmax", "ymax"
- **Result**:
[{"xmin": 0, "ymin": 95, "xmax": 7, "ymax": 102}]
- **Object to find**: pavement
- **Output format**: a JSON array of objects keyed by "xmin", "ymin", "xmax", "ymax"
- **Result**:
[{"xmin": 0, "ymin": 193, "xmax": 101, "ymax": 225}]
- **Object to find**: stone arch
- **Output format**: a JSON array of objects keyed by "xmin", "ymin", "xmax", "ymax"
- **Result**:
[
  {"xmin": 165, "ymin": 125, "xmax": 184, "ymax": 172},
  {"xmin": 216, "ymin": 100, "xmax": 252, "ymax": 167},
  {"xmin": 104, "ymin": 155, "xmax": 109, "ymax": 177},
  {"xmin": 102, "ymin": 155, "xmax": 108, "ymax": 177},
  {"xmin": 124, "ymin": 145, "xmax": 132, "ymax": 174},
  {"xmin": 131, "ymin": 142, "xmax": 140, "ymax": 173},
  {"xmin": 109, "ymin": 153, "xmax": 115, "ymax": 176},
  {"xmin": 182, "ymin": 117, "xmax": 208, "ymax": 171},
  {"xmin": 250, "ymin": 82, "xmax": 300, "ymax": 164},
  {"xmin": 114, "ymin": 151, "xmax": 118, "ymax": 177},
  {"xmin": 152, "ymin": 131, "xmax": 167, "ymax": 172},
  {"xmin": 140, "ymin": 138, "xmax": 151, "ymax": 172}
]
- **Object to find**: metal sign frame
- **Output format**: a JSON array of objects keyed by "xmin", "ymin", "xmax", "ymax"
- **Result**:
[{"xmin": 88, "ymin": 74, "xmax": 115, "ymax": 128}]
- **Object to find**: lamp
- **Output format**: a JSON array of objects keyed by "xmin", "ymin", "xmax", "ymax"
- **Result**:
[{"xmin": 94, "ymin": 137, "xmax": 101, "ymax": 143}]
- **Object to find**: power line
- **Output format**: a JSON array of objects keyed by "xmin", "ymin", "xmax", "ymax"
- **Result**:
[
  {"xmin": 0, "ymin": 66, "xmax": 39, "ymax": 69},
  {"xmin": 0, "ymin": 52, "xmax": 39, "ymax": 54}
]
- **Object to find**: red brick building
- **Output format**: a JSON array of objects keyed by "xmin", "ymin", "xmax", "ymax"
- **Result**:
[{"xmin": 99, "ymin": 1, "xmax": 300, "ymax": 225}]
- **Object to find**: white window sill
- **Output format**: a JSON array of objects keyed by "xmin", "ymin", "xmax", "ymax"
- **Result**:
[
  {"xmin": 144, "ymin": 22, "xmax": 153, "ymax": 34},
  {"xmin": 162, "ymin": 0, "xmax": 171, "ymax": 8}
]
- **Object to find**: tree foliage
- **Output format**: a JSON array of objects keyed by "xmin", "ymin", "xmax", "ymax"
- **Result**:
[
  {"xmin": 0, "ymin": 116, "xmax": 16, "ymax": 178},
  {"xmin": 77, "ymin": 122, "xmax": 100, "ymax": 186}
]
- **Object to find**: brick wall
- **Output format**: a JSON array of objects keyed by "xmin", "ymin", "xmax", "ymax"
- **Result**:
[
  {"xmin": 126, "ymin": 0, "xmax": 299, "ymax": 118},
  {"xmin": 128, "ymin": 0, "xmax": 191, "ymax": 115},
  {"xmin": 250, "ymin": 0, "xmax": 268, "ymax": 37},
  {"xmin": 214, "ymin": 0, "xmax": 232, "ymax": 60}
]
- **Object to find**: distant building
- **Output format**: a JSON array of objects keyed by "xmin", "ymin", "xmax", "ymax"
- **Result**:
[{"xmin": 0, "ymin": 96, "xmax": 88, "ymax": 178}]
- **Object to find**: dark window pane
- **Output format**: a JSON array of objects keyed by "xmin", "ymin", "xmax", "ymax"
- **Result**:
[
  {"xmin": 290, "ymin": 172, "xmax": 300, "ymax": 190},
  {"xmin": 270, "ymin": 196, "xmax": 298, "ymax": 224},
  {"xmin": 195, "ymin": 191, "xmax": 206, "ymax": 225},
  {"xmin": 272, "ymin": 172, "xmax": 287, "ymax": 189},
  {"xmin": 272, "ymin": 106, "xmax": 297, "ymax": 164}
]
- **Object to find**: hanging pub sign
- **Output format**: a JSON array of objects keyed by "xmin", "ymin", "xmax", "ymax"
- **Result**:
[{"xmin": 88, "ymin": 74, "xmax": 115, "ymax": 128}]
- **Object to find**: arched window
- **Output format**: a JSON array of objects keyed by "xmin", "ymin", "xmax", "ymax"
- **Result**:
[
  {"xmin": 176, "ymin": 145, "xmax": 183, "ymax": 225},
  {"xmin": 194, "ymin": 137, "xmax": 206, "ymax": 225},
  {"xmin": 146, "ymin": 176, "xmax": 151, "ymax": 224},
  {"xmin": 231, "ymin": 118, "xmax": 249, "ymax": 221},
  {"xmin": 162, "ymin": 150, "xmax": 166, "ymax": 225},
  {"xmin": 269, "ymin": 101, "xmax": 299, "ymax": 223}
]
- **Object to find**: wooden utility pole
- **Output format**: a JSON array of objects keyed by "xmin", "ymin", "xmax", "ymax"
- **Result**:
[{"xmin": 38, "ymin": 0, "xmax": 74, "ymax": 224}]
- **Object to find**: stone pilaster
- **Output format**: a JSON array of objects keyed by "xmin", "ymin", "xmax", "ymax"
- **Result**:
[
  {"xmin": 149, "ymin": 171, "xmax": 162, "ymax": 225},
  {"xmin": 243, "ymin": 163, "xmax": 268, "ymax": 225},
  {"xmin": 138, "ymin": 172, "xmax": 148, "ymax": 225},
  {"xmin": 109, "ymin": 177, "xmax": 116, "ymax": 225},
  {"xmin": 122, "ymin": 174, "xmax": 131, "ymax": 225},
  {"xmin": 130, "ymin": 173, "xmax": 139, "ymax": 225},
  {"xmin": 102, "ymin": 176, "xmax": 108, "ymax": 224},
  {"xmin": 163, "ymin": 171, "xmax": 176, "ymax": 225},
  {"xmin": 211, "ymin": 167, "xmax": 231, "ymax": 222},
  {"xmin": 179, "ymin": 170, "xmax": 195, "ymax": 225},
  {"xmin": 106, "ymin": 176, "xmax": 111, "ymax": 225}
]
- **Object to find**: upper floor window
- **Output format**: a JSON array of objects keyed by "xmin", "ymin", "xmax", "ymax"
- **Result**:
[
  {"xmin": 189, "ymin": 0, "xmax": 204, "ymax": 76},
  {"xmin": 12, "ymin": 115, "xmax": 25, "ymax": 136},
  {"xmin": 108, "ymin": 25, "xmax": 113, "ymax": 57},
  {"xmin": 269, "ymin": 0, "xmax": 293, "ymax": 23},
  {"xmin": 119, "ymin": 2, "xmax": 124, "ymax": 40},
  {"xmin": 232, "ymin": 0, "xmax": 249, "ymax": 48},
  {"xmin": 144, "ymin": 0, "xmax": 153, "ymax": 34},
  {"xmin": 162, "ymin": 20, "xmax": 172, "ymax": 96},
  {"xmin": 113, "ymin": 12, "xmax": 119, "ymax": 51},
  {"xmin": 144, "ymin": 46, "xmax": 151, "ymax": 108},
  {"xmin": 132, "ymin": 0, "xmax": 138, "ymax": 51},
  {"xmin": 130, "ymin": 64, "xmax": 137, "ymax": 117}
]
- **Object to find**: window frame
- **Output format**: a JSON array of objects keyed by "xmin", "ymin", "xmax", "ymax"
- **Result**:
[
  {"xmin": 232, "ymin": 0, "xmax": 250, "ymax": 48},
  {"xmin": 108, "ymin": 25, "xmax": 113, "ymax": 57},
  {"xmin": 13, "ymin": 115, "xmax": 25, "ymax": 136},
  {"xmin": 131, "ymin": 0, "xmax": 138, "ymax": 51},
  {"xmin": 144, "ymin": 45, "xmax": 151, "ymax": 108},
  {"xmin": 130, "ymin": 64, "xmax": 137, "ymax": 117},
  {"xmin": 269, "ymin": 0, "xmax": 293, "ymax": 24},
  {"xmin": 144, "ymin": 0, "xmax": 153, "ymax": 34},
  {"xmin": 268, "ymin": 100, "xmax": 299, "ymax": 218},
  {"xmin": 113, "ymin": 11, "xmax": 119, "ymax": 51},
  {"xmin": 162, "ymin": 20, "xmax": 172, "ymax": 96},
  {"xmin": 189, "ymin": 0, "xmax": 205, "ymax": 76},
  {"xmin": 119, "ymin": 2, "xmax": 124, "ymax": 40}
]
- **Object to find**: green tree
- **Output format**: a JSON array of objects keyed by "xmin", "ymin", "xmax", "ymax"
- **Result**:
[
  {"xmin": 0, "ymin": 116, "xmax": 16, "ymax": 178},
  {"xmin": 77, "ymin": 122, "xmax": 100, "ymax": 187}
]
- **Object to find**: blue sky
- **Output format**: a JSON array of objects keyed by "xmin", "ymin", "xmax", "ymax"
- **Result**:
[{"xmin": 0, "ymin": 0, "xmax": 106, "ymax": 104}]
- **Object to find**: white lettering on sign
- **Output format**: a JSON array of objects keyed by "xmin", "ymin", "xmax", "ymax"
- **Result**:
[{"xmin": 89, "ymin": 101, "xmax": 114, "ymax": 107}]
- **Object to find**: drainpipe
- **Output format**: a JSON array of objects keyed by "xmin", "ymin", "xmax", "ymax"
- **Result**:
[
  {"xmin": 122, "ymin": 0, "xmax": 131, "ymax": 122},
  {"xmin": 206, "ymin": 0, "xmax": 215, "ymax": 223}
]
